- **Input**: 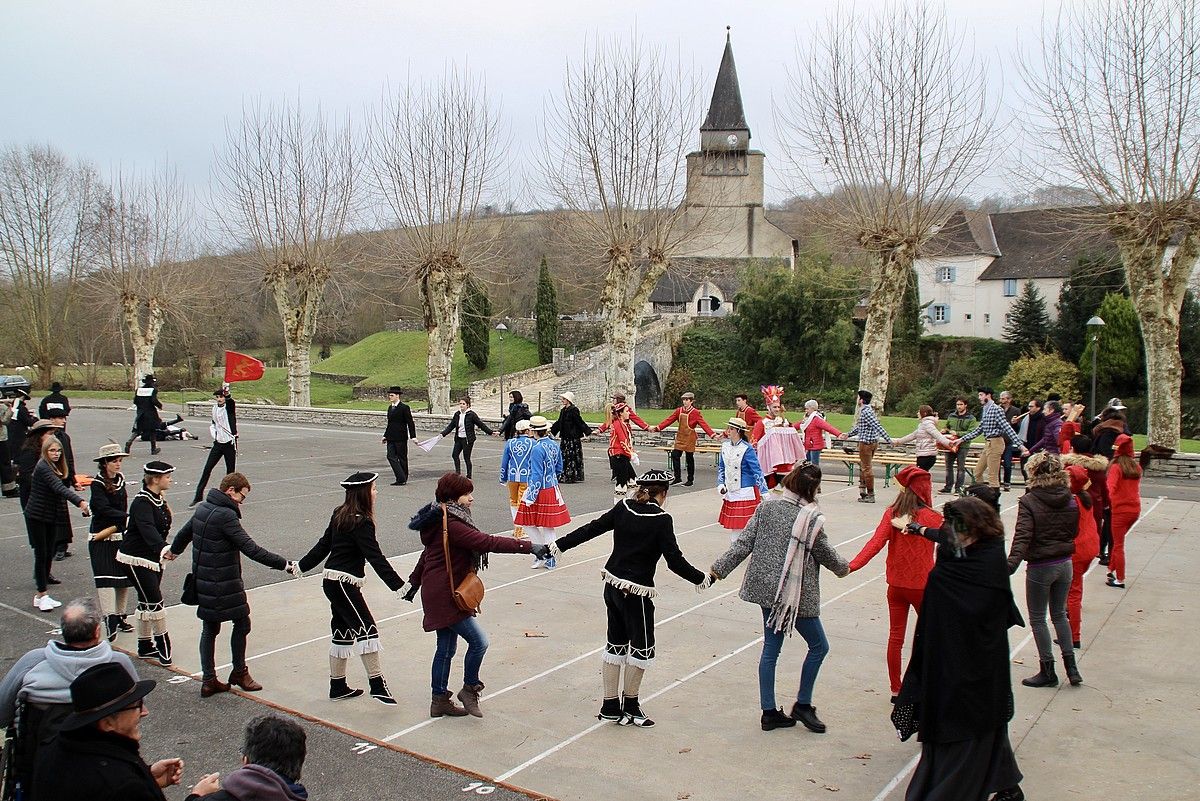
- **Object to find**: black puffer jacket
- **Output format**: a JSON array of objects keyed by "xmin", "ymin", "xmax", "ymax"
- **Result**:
[
  {"xmin": 1009, "ymin": 470, "xmax": 1077, "ymax": 572},
  {"xmin": 169, "ymin": 489, "xmax": 287, "ymax": 621},
  {"xmin": 25, "ymin": 460, "xmax": 85, "ymax": 524}
]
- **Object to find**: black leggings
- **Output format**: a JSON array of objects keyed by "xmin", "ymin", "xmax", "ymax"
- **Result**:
[
  {"xmin": 27, "ymin": 517, "xmax": 55, "ymax": 592},
  {"xmin": 194, "ymin": 440, "xmax": 237, "ymax": 501},
  {"xmin": 916, "ymin": 454, "xmax": 938, "ymax": 471},
  {"xmin": 452, "ymin": 437, "xmax": 474, "ymax": 478},
  {"xmin": 199, "ymin": 616, "xmax": 251, "ymax": 680}
]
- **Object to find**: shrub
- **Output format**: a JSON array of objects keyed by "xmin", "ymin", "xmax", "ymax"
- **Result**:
[{"xmin": 1001, "ymin": 351, "xmax": 1081, "ymax": 404}]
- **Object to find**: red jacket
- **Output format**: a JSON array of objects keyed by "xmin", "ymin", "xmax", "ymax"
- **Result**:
[
  {"xmin": 1058, "ymin": 420, "xmax": 1080, "ymax": 454},
  {"xmin": 598, "ymin": 409, "xmax": 649, "ymax": 433},
  {"xmin": 607, "ymin": 419, "xmax": 634, "ymax": 457},
  {"xmin": 1073, "ymin": 495, "xmax": 1100, "ymax": 562},
  {"xmin": 1107, "ymin": 463, "xmax": 1142, "ymax": 516},
  {"xmin": 657, "ymin": 406, "xmax": 715, "ymax": 439},
  {"xmin": 738, "ymin": 406, "xmax": 762, "ymax": 429},
  {"xmin": 794, "ymin": 414, "xmax": 842, "ymax": 452},
  {"xmin": 848, "ymin": 506, "xmax": 942, "ymax": 590}
]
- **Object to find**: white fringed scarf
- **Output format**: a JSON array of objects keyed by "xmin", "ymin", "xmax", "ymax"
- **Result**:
[{"xmin": 767, "ymin": 490, "xmax": 823, "ymax": 634}]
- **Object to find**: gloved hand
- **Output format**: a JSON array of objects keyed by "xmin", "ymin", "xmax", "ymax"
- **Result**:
[
  {"xmin": 402, "ymin": 584, "xmax": 419, "ymax": 602},
  {"xmin": 530, "ymin": 544, "xmax": 552, "ymax": 561},
  {"xmin": 284, "ymin": 561, "xmax": 302, "ymax": 578},
  {"xmin": 904, "ymin": 522, "xmax": 924, "ymax": 537},
  {"xmin": 717, "ymin": 483, "xmax": 727, "ymax": 495}
]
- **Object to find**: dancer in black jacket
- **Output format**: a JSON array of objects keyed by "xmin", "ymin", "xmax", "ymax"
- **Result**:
[
  {"xmin": 383, "ymin": 386, "xmax": 417, "ymax": 486},
  {"xmin": 117, "ymin": 461, "xmax": 176, "ymax": 665}
]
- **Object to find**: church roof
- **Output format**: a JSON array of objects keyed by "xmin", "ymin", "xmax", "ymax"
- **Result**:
[
  {"xmin": 648, "ymin": 257, "xmax": 788, "ymax": 303},
  {"xmin": 700, "ymin": 32, "xmax": 749, "ymax": 134}
]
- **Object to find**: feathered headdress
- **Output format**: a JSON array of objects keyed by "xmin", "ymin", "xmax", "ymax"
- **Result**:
[{"xmin": 761, "ymin": 385, "xmax": 784, "ymax": 409}]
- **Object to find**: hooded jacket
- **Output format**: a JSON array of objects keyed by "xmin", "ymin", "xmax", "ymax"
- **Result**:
[
  {"xmin": 195, "ymin": 763, "xmax": 308, "ymax": 801},
  {"xmin": 1009, "ymin": 468, "xmax": 1077, "ymax": 571},
  {"xmin": 1091, "ymin": 417, "xmax": 1129, "ymax": 458},
  {"xmin": 0, "ymin": 640, "xmax": 138, "ymax": 726},
  {"xmin": 893, "ymin": 415, "xmax": 953, "ymax": 456}
]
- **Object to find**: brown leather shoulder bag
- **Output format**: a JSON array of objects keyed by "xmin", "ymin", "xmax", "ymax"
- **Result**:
[{"xmin": 442, "ymin": 504, "xmax": 485, "ymax": 613}]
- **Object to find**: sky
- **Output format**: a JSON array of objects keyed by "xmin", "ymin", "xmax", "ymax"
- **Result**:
[{"xmin": 2, "ymin": 0, "xmax": 1058, "ymax": 218}]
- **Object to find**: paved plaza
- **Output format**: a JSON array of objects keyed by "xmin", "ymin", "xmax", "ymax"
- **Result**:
[{"xmin": 2, "ymin": 407, "xmax": 1197, "ymax": 800}]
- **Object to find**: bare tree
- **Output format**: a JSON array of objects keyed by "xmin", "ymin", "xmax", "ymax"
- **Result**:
[
  {"xmin": 1024, "ymin": 0, "xmax": 1200, "ymax": 449},
  {"xmin": 369, "ymin": 70, "xmax": 506, "ymax": 414},
  {"xmin": 90, "ymin": 165, "xmax": 194, "ymax": 387},
  {"xmin": 776, "ymin": 5, "xmax": 994, "ymax": 408},
  {"xmin": 0, "ymin": 144, "xmax": 98, "ymax": 387},
  {"xmin": 541, "ymin": 35, "xmax": 705, "ymax": 397},
  {"xmin": 213, "ymin": 101, "xmax": 357, "ymax": 407}
]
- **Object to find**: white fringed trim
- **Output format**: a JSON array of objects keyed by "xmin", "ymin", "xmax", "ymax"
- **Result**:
[
  {"xmin": 116, "ymin": 551, "xmax": 161, "ymax": 572},
  {"xmin": 627, "ymin": 653, "xmax": 655, "ymax": 670},
  {"xmin": 601, "ymin": 650, "xmax": 628, "ymax": 666},
  {"xmin": 601, "ymin": 571, "xmax": 657, "ymax": 598},
  {"xmin": 323, "ymin": 569, "xmax": 365, "ymax": 587},
  {"xmin": 550, "ymin": 543, "xmax": 562, "ymax": 559},
  {"xmin": 330, "ymin": 637, "xmax": 382, "ymax": 659},
  {"xmin": 88, "ymin": 532, "xmax": 124, "ymax": 542},
  {"xmin": 329, "ymin": 643, "xmax": 355, "ymax": 659},
  {"xmin": 134, "ymin": 608, "xmax": 166, "ymax": 622}
]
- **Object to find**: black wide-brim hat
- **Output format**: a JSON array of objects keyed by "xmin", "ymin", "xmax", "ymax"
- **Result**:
[{"xmin": 61, "ymin": 663, "xmax": 156, "ymax": 731}]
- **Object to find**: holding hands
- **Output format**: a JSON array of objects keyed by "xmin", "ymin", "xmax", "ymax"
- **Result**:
[
  {"xmin": 401, "ymin": 584, "xmax": 419, "ymax": 602},
  {"xmin": 284, "ymin": 561, "xmax": 302, "ymax": 578}
]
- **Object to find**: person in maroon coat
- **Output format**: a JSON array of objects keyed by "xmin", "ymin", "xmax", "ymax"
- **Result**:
[{"xmin": 405, "ymin": 473, "xmax": 549, "ymax": 718}]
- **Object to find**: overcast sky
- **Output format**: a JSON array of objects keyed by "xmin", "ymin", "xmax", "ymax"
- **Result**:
[{"xmin": 2, "ymin": 0, "xmax": 1057, "ymax": 215}]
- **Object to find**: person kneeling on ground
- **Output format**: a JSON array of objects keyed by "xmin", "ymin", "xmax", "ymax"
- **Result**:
[{"xmin": 185, "ymin": 714, "xmax": 308, "ymax": 801}]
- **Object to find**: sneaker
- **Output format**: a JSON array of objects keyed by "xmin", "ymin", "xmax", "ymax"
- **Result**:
[
  {"xmin": 544, "ymin": 556, "xmax": 557, "ymax": 570},
  {"xmin": 938, "ymin": 486, "xmax": 953, "ymax": 494},
  {"xmin": 1106, "ymin": 576, "xmax": 1125, "ymax": 589},
  {"xmin": 1001, "ymin": 483, "xmax": 1011, "ymax": 492},
  {"xmin": 761, "ymin": 708, "xmax": 797, "ymax": 731},
  {"xmin": 531, "ymin": 557, "xmax": 545, "ymax": 570},
  {"xmin": 35, "ymin": 595, "xmax": 62, "ymax": 611}
]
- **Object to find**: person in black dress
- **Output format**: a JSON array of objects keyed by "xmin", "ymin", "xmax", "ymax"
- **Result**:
[
  {"xmin": 551, "ymin": 391, "xmax": 592, "ymax": 483},
  {"xmin": 117, "ymin": 460, "xmax": 176, "ymax": 665},
  {"xmin": 383, "ymin": 386, "xmax": 417, "ymax": 486},
  {"xmin": 895, "ymin": 493, "xmax": 1025, "ymax": 801},
  {"xmin": 89, "ymin": 443, "xmax": 135, "ymax": 641}
]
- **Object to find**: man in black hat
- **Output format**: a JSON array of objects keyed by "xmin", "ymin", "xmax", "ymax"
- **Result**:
[
  {"xmin": 382, "ymin": 386, "xmax": 416, "ymax": 486},
  {"xmin": 31, "ymin": 662, "xmax": 216, "ymax": 801},
  {"xmin": 127, "ymin": 374, "xmax": 164, "ymax": 455},
  {"xmin": 39, "ymin": 381, "xmax": 72, "ymax": 419},
  {"xmin": 192, "ymin": 384, "xmax": 239, "ymax": 506}
]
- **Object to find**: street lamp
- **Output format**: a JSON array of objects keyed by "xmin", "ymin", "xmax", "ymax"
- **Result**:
[
  {"xmin": 495, "ymin": 322, "xmax": 508, "ymax": 417},
  {"xmin": 1087, "ymin": 315, "xmax": 1106, "ymax": 414}
]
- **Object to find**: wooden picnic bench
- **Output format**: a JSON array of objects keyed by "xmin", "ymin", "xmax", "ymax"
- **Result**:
[{"xmin": 820, "ymin": 446, "xmax": 981, "ymax": 488}]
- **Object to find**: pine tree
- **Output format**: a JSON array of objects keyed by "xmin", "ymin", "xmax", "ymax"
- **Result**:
[
  {"xmin": 460, "ymin": 276, "xmax": 491, "ymax": 371},
  {"xmin": 534, "ymin": 256, "xmax": 559, "ymax": 365},
  {"xmin": 1003, "ymin": 281, "xmax": 1052, "ymax": 355}
]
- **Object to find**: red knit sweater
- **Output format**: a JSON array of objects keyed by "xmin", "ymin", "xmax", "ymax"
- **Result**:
[
  {"xmin": 1074, "ymin": 497, "xmax": 1100, "ymax": 562},
  {"xmin": 848, "ymin": 506, "xmax": 942, "ymax": 590},
  {"xmin": 1107, "ymin": 463, "xmax": 1142, "ymax": 515}
]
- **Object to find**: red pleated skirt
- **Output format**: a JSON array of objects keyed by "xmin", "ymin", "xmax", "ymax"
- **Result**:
[
  {"xmin": 515, "ymin": 486, "xmax": 572, "ymax": 527},
  {"xmin": 718, "ymin": 490, "xmax": 761, "ymax": 531}
]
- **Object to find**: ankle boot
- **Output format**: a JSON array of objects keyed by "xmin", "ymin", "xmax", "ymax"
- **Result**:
[
  {"xmin": 117, "ymin": 615, "xmax": 134, "ymax": 633},
  {"xmin": 137, "ymin": 638, "xmax": 160, "ymax": 661},
  {"xmin": 228, "ymin": 667, "xmax": 262, "ymax": 691},
  {"xmin": 789, "ymin": 702, "xmax": 826, "ymax": 733},
  {"xmin": 761, "ymin": 708, "xmax": 797, "ymax": 731},
  {"xmin": 430, "ymin": 690, "xmax": 468, "ymax": 717},
  {"xmin": 1021, "ymin": 659, "xmax": 1058, "ymax": 687},
  {"xmin": 597, "ymin": 697, "xmax": 623, "ymax": 721},
  {"xmin": 104, "ymin": 615, "xmax": 120, "ymax": 643},
  {"xmin": 153, "ymin": 633, "xmax": 172, "ymax": 666},
  {"xmin": 1062, "ymin": 654, "xmax": 1083, "ymax": 686},
  {"xmin": 617, "ymin": 696, "xmax": 655, "ymax": 728},
  {"xmin": 200, "ymin": 677, "xmax": 230, "ymax": 698},
  {"xmin": 368, "ymin": 676, "xmax": 396, "ymax": 705},
  {"xmin": 329, "ymin": 677, "xmax": 363, "ymax": 700},
  {"xmin": 457, "ymin": 683, "xmax": 484, "ymax": 717}
]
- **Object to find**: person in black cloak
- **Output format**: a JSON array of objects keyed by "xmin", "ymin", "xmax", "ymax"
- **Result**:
[{"xmin": 893, "ymin": 491, "xmax": 1026, "ymax": 801}]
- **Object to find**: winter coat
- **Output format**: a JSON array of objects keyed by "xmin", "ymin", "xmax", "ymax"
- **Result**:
[
  {"xmin": 0, "ymin": 640, "xmax": 137, "ymax": 727},
  {"xmin": 710, "ymin": 493, "xmax": 850, "ymax": 618},
  {"xmin": 1030, "ymin": 411, "xmax": 1063, "ymax": 454},
  {"xmin": 25, "ymin": 459, "xmax": 84, "ymax": 524},
  {"xmin": 193, "ymin": 764, "xmax": 307, "ymax": 801},
  {"xmin": 1010, "ymin": 472, "xmax": 1077, "ymax": 571},
  {"xmin": 298, "ymin": 513, "xmax": 405, "ymax": 590},
  {"xmin": 893, "ymin": 416, "xmax": 952, "ymax": 456},
  {"xmin": 1022, "ymin": 410, "xmax": 1045, "ymax": 449},
  {"xmin": 1062, "ymin": 452, "xmax": 1109, "ymax": 528},
  {"xmin": 89, "ymin": 474, "xmax": 129, "ymax": 534},
  {"xmin": 16, "ymin": 442, "xmax": 39, "ymax": 507},
  {"xmin": 1091, "ymin": 418, "xmax": 1129, "ymax": 458},
  {"xmin": 795, "ymin": 412, "xmax": 842, "ymax": 452},
  {"xmin": 499, "ymin": 402, "xmax": 532, "ymax": 440},
  {"xmin": 408, "ymin": 503, "xmax": 530, "ymax": 631},
  {"xmin": 1107, "ymin": 462, "xmax": 1142, "ymax": 516},
  {"xmin": 555, "ymin": 499, "xmax": 705, "ymax": 593},
  {"xmin": 133, "ymin": 386, "xmax": 162, "ymax": 432},
  {"xmin": 551, "ymin": 404, "xmax": 592, "ymax": 440},
  {"xmin": 33, "ymin": 728, "xmax": 168, "ymax": 801},
  {"xmin": 169, "ymin": 489, "xmax": 287, "ymax": 622},
  {"xmin": 38, "ymin": 391, "xmax": 71, "ymax": 419},
  {"xmin": 441, "ymin": 409, "xmax": 493, "ymax": 442},
  {"xmin": 7, "ymin": 399, "xmax": 34, "ymax": 445},
  {"xmin": 384, "ymin": 401, "xmax": 415, "ymax": 442},
  {"xmin": 849, "ymin": 506, "xmax": 943, "ymax": 590}
]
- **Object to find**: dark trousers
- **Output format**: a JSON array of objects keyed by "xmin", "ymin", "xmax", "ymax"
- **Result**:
[
  {"xmin": 27, "ymin": 517, "xmax": 55, "ymax": 592},
  {"xmin": 451, "ymin": 437, "xmax": 474, "ymax": 478},
  {"xmin": 199, "ymin": 616, "xmax": 251, "ymax": 681},
  {"xmin": 194, "ymin": 440, "xmax": 236, "ymax": 502},
  {"xmin": 916, "ymin": 454, "xmax": 938, "ymax": 471},
  {"xmin": 386, "ymin": 440, "xmax": 409, "ymax": 484},
  {"xmin": 670, "ymin": 450, "xmax": 695, "ymax": 482},
  {"xmin": 1001, "ymin": 442, "xmax": 1016, "ymax": 485},
  {"xmin": 1099, "ymin": 507, "xmax": 1113, "ymax": 557},
  {"xmin": 943, "ymin": 448, "xmax": 968, "ymax": 491}
]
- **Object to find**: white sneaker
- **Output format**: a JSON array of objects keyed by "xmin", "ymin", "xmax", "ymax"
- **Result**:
[
  {"xmin": 36, "ymin": 595, "xmax": 61, "ymax": 611},
  {"xmin": 531, "ymin": 557, "xmax": 544, "ymax": 569}
]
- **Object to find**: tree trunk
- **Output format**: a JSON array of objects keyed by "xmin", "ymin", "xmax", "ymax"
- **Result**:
[
  {"xmin": 423, "ymin": 257, "xmax": 467, "ymax": 415},
  {"xmin": 857, "ymin": 248, "xmax": 912, "ymax": 410},
  {"xmin": 124, "ymin": 296, "xmax": 165, "ymax": 389},
  {"xmin": 284, "ymin": 337, "xmax": 312, "ymax": 407},
  {"xmin": 270, "ymin": 272, "xmax": 323, "ymax": 408},
  {"xmin": 599, "ymin": 250, "xmax": 670, "ymax": 399}
]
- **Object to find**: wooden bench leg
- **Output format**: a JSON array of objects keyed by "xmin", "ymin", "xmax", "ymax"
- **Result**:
[{"xmin": 883, "ymin": 463, "xmax": 894, "ymax": 488}]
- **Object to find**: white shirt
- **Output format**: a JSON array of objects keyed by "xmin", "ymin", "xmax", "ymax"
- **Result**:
[
  {"xmin": 211, "ymin": 404, "xmax": 234, "ymax": 443},
  {"xmin": 457, "ymin": 413, "xmax": 467, "ymax": 438}
]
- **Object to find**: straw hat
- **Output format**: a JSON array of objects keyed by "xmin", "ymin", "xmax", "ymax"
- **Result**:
[{"xmin": 94, "ymin": 443, "xmax": 130, "ymax": 462}]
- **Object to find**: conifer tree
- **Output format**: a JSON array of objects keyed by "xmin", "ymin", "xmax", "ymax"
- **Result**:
[
  {"xmin": 534, "ymin": 256, "xmax": 559, "ymax": 365},
  {"xmin": 1003, "ymin": 281, "xmax": 1052, "ymax": 355},
  {"xmin": 460, "ymin": 276, "xmax": 491, "ymax": 370}
]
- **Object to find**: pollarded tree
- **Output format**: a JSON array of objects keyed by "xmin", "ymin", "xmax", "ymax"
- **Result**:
[
  {"xmin": 1003, "ymin": 281, "xmax": 1052, "ymax": 355},
  {"xmin": 776, "ymin": 4, "xmax": 995, "ymax": 409},
  {"xmin": 1024, "ymin": 0, "xmax": 1200, "ymax": 448},
  {"xmin": 370, "ymin": 69, "xmax": 506, "ymax": 413},
  {"xmin": 460, "ymin": 276, "xmax": 491, "ymax": 371},
  {"xmin": 535, "ymin": 256, "xmax": 559, "ymax": 364},
  {"xmin": 213, "ymin": 100, "xmax": 358, "ymax": 407}
]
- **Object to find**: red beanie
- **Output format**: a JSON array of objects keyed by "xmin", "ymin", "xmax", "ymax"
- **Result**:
[
  {"xmin": 1114, "ymin": 434, "xmax": 1135, "ymax": 458},
  {"xmin": 435, "ymin": 472, "xmax": 474, "ymax": 502},
  {"xmin": 1066, "ymin": 464, "xmax": 1090, "ymax": 494},
  {"xmin": 896, "ymin": 465, "xmax": 933, "ymax": 508}
]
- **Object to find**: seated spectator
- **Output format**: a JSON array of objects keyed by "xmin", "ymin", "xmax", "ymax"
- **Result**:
[
  {"xmin": 0, "ymin": 597, "xmax": 138, "ymax": 798},
  {"xmin": 190, "ymin": 714, "xmax": 309, "ymax": 800},
  {"xmin": 31, "ymin": 662, "xmax": 209, "ymax": 801}
]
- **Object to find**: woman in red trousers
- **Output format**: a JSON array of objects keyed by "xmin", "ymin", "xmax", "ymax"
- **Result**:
[
  {"xmin": 1064, "ymin": 465, "xmax": 1100, "ymax": 648},
  {"xmin": 847, "ymin": 465, "xmax": 942, "ymax": 701},
  {"xmin": 1105, "ymin": 434, "xmax": 1141, "ymax": 589}
]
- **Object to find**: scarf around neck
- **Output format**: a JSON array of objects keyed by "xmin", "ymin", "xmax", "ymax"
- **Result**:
[{"xmin": 767, "ymin": 489, "xmax": 823, "ymax": 634}]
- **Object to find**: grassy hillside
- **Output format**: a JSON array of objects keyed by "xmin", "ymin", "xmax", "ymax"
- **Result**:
[{"xmin": 314, "ymin": 330, "xmax": 539, "ymax": 389}]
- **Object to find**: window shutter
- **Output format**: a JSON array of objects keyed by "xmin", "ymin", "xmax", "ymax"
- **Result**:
[{"xmin": 949, "ymin": 266, "xmax": 957, "ymax": 283}]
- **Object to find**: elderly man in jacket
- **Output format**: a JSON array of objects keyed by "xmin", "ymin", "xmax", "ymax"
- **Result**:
[
  {"xmin": 192, "ymin": 714, "xmax": 309, "ymax": 801},
  {"xmin": 166, "ymin": 472, "xmax": 297, "ymax": 698}
]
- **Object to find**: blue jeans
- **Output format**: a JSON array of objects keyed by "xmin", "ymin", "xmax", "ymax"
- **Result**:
[
  {"xmin": 758, "ymin": 607, "xmax": 829, "ymax": 710},
  {"xmin": 806, "ymin": 449, "xmax": 822, "ymax": 466},
  {"xmin": 432, "ymin": 616, "xmax": 489, "ymax": 694}
]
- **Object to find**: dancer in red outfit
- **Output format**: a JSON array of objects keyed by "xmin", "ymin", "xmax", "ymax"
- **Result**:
[
  {"xmin": 847, "ymin": 466, "xmax": 942, "ymax": 699},
  {"xmin": 1105, "ymin": 434, "xmax": 1141, "ymax": 589},
  {"xmin": 1064, "ymin": 465, "xmax": 1100, "ymax": 648}
]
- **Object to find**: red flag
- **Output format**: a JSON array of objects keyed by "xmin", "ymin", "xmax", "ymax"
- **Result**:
[{"xmin": 224, "ymin": 351, "xmax": 265, "ymax": 383}]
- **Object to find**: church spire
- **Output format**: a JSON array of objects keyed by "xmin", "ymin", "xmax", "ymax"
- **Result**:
[{"xmin": 700, "ymin": 27, "xmax": 749, "ymax": 142}]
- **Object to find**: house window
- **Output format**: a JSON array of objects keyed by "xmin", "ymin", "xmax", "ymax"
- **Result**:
[
  {"xmin": 1003, "ymin": 279, "xmax": 1017, "ymax": 297},
  {"xmin": 932, "ymin": 304, "xmax": 950, "ymax": 325},
  {"xmin": 984, "ymin": 313, "xmax": 991, "ymax": 324},
  {"xmin": 937, "ymin": 266, "xmax": 956, "ymax": 283},
  {"xmin": 964, "ymin": 313, "xmax": 972, "ymax": 321}
]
